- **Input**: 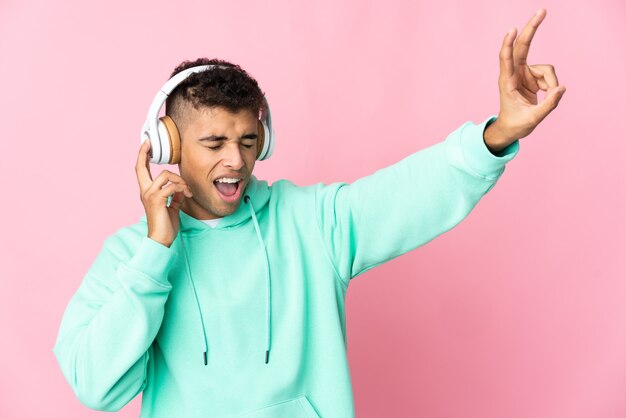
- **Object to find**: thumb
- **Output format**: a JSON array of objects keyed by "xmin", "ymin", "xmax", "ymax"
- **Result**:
[{"xmin": 533, "ymin": 85, "xmax": 566, "ymax": 122}]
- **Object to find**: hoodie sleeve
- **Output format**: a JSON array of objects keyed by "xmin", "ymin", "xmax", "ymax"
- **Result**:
[
  {"xmin": 314, "ymin": 115, "xmax": 520, "ymax": 286},
  {"xmin": 53, "ymin": 232, "xmax": 176, "ymax": 411}
]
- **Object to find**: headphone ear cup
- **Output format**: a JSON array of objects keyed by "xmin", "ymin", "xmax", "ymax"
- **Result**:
[
  {"xmin": 258, "ymin": 121, "xmax": 273, "ymax": 160},
  {"xmin": 256, "ymin": 119, "xmax": 265, "ymax": 160},
  {"xmin": 160, "ymin": 116, "xmax": 181, "ymax": 164}
]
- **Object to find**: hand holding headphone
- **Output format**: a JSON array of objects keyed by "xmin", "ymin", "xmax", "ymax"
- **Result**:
[{"xmin": 140, "ymin": 65, "xmax": 275, "ymax": 165}]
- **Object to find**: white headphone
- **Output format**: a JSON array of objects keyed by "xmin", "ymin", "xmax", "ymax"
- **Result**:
[{"xmin": 140, "ymin": 65, "xmax": 275, "ymax": 164}]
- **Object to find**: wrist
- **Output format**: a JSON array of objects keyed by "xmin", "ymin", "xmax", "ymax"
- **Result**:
[
  {"xmin": 483, "ymin": 119, "xmax": 510, "ymax": 155},
  {"xmin": 148, "ymin": 233, "xmax": 173, "ymax": 248}
]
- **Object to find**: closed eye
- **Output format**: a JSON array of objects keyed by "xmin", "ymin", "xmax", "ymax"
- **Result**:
[{"xmin": 207, "ymin": 144, "xmax": 254, "ymax": 150}]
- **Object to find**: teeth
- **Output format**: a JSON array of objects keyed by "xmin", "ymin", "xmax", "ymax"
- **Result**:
[{"xmin": 215, "ymin": 177, "xmax": 241, "ymax": 183}]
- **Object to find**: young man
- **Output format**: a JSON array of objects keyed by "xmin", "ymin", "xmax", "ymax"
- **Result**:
[{"xmin": 53, "ymin": 9, "xmax": 565, "ymax": 418}]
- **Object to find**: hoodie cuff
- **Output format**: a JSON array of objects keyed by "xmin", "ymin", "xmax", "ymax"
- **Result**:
[
  {"xmin": 459, "ymin": 115, "xmax": 520, "ymax": 180},
  {"xmin": 123, "ymin": 236, "xmax": 177, "ymax": 287}
]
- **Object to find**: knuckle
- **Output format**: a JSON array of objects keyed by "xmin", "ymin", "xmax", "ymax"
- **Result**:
[{"xmin": 168, "ymin": 173, "xmax": 185, "ymax": 185}]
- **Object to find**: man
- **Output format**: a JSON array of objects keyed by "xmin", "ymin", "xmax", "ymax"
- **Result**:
[{"xmin": 53, "ymin": 9, "xmax": 564, "ymax": 417}]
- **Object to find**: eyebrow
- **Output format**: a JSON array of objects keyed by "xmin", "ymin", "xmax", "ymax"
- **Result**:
[{"xmin": 197, "ymin": 133, "xmax": 258, "ymax": 142}]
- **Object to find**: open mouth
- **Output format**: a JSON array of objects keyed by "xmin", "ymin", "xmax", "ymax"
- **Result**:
[{"xmin": 213, "ymin": 178, "xmax": 243, "ymax": 203}]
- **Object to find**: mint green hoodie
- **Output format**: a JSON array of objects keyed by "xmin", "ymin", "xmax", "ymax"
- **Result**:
[{"xmin": 53, "ymin": 115, "xmax": 519, "ymax": 417}]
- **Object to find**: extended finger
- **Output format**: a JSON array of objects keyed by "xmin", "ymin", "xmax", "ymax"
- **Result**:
[
  {"xmin": 499, "ymin": 27, "xmax": 517, "ymax": 81},
  {"xmin": 528, "ymin": 64, "xmax": 559, "ymax": 91},
  {"xmin": 136, "ymin": 140, "xmax": 153, "ymax": 191},
  {"xmin": 513, "ymin": 9, "xmax": 546, "ymax": 67}
]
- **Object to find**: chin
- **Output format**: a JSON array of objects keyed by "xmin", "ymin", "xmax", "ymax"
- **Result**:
[{"xmin": 213, "ymin": 200, "xmax": 242, "ymax": 217}]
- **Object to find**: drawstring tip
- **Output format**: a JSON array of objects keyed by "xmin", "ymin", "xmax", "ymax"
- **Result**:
[
  {"xmin": 265, "ymin": 350, "xmax": 270, "ymax": 364},
  {"xmin": 203, "ymin": 351, "xmax": 208, "ymax": 366}
]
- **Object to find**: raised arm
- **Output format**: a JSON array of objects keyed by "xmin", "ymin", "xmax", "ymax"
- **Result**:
[{"xmin": 315, "ymin": 9, "xmax": 565, "ymax": 287}]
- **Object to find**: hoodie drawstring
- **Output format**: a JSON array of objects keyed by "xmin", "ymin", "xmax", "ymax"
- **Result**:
[
  {"xmin": 180, "ymin": 235, "xmax": 210, "ymax": 365},
  {"xmin": 245, "ymin": 194, "xmax": 272, "ymax": 364},
  {"xmin": 178, "ymin": 193, "xmax": 272, "ymax": 366}
]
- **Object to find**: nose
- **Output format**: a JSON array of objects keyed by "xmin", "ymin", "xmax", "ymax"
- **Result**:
[{"xmin": 222, "ymin": 143, "xmax": 244, "ymax": 170}]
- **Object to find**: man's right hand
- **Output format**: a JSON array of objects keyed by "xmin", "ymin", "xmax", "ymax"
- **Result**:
[{"xmin": 135, "ymin": 140, "xmax": 193, "ymax": 247}]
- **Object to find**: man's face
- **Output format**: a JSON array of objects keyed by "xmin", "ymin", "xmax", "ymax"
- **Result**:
[{"xmin": 178, "ymin": 106, "xmax": 258, "ymax": 220}]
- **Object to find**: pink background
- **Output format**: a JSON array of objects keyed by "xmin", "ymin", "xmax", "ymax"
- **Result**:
[{"xmin": 1, "ymin": 0, "xmax": 624, "ymax": 417}]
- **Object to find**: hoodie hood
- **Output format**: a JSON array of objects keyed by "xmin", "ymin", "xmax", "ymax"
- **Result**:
[{"xmin": 178, "ymin": 175, "xmax": 271, "ymax": 234}]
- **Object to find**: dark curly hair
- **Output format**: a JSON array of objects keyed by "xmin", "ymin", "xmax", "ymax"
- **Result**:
[{"xmin": 165, "ymin": 57, "xmax": 266, "ymax": 136}]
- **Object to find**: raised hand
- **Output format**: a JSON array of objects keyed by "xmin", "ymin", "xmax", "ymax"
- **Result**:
[
  {"xmin": 484, "ymin": 9, "xmax": 566, "ymax": 153},
  {"xmin": 135, "ymin": 140, "xmax": 193, "ymax": 247}
]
